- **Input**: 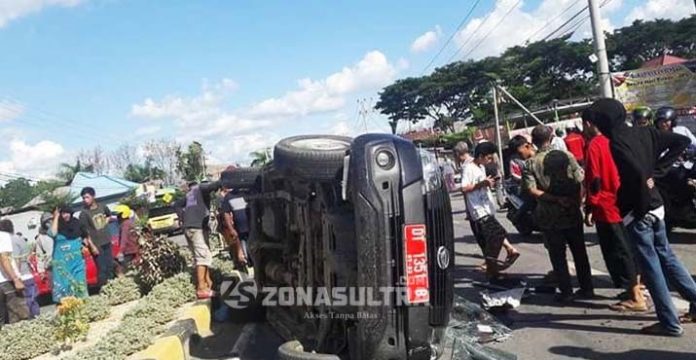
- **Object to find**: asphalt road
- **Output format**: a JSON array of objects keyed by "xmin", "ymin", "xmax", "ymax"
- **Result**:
[
  {"xmin": 449, "ymin": 193, "xmax": 696, "ymax": 360},
  {"xmin": 185, "ymin": 196, "xmax": 696, "ymax": 360},
  {"xmin": 142, "ymin": 195, "xmax": 696, "ymax": 359}
]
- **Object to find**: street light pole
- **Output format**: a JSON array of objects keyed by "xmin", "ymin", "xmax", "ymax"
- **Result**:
[{"xmin": 588, "ymin": 0, "xmax": 613, "ymax": 98}]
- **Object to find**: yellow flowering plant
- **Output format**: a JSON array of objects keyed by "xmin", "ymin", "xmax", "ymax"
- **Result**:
[{"xmin": 54, "ymin": 296, "xmax": 90, "ymax": 348}]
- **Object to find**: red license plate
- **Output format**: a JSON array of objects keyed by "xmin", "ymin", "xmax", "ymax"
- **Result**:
[{"xmin": 403, "ymin": 224, "xmax": 429, "ymax": 304}]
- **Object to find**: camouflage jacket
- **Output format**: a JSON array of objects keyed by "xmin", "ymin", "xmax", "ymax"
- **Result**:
[{"xmin": 523, "ymin": 146, "xmax": 584, "ymax": 230}]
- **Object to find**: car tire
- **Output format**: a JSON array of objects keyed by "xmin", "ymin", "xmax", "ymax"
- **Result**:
[
  {"xmin": 274, "ymin": 135, "xmax": 352, "ymax": 181},
  {"xmin": 221, "ymin": 167, "xmax": 261, "ymax": 189},
  {"xmin": 277, "ymin": 340, "xmax": 341, "ymax": 360}
]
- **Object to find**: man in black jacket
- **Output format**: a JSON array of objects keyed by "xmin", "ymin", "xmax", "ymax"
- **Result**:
[{"xmin": 589, "ymin": 98, "xmax": 696, "ymax": 337}]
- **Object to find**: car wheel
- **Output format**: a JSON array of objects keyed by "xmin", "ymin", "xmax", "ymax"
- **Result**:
[
  {"xmin": 274, "ymin": 135, "xmax": 352, "ymax": 181},
  {"xmin": 221, "ymin": 167, "xmax": 261, "ymax": 189},
  {"xmin": 277, "ymin": 340, "xmax": 340, "ymax": 360}
]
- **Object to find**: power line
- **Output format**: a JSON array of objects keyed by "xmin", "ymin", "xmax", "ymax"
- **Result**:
[
  {"xmin": 523, "ymin": 0, "xmax": 582, "ymax": 44},
  {"xmin": 557, "ymin": 12, "xmax": 591, "ymax": 39},
  {"xmin": 546, "ymin": 0, "xmax": 613, "ymax": 41},
  {"xmin": 458, "ymin": 0, "xmax": 523, "ymax": 61},
  {"xmin": 421, "ymin": 0, "xmax": 482, "ymax": 74},
  {"xmin": 443, "ymin": 3, "xmax": 496, "ymax": 64},
  {"xmin": 0, "ymin": 97, "xmax": 130, "ymax": 148},
  {"xmin": 539, "ymin": 5, "xmax": 589, "ymax": 42}
]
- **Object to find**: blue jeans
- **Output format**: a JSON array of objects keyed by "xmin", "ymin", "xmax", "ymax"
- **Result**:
[
  {"xmin": 627, "ymin": 215, "xmax": 696, "ymax": 332},
  {"xmin": 93, "ymin": 242, "xmax": 114, "ymax": 288},
  {"xmin": 23, "ymin": 279, "xmax": 40, "ymax": 318}
]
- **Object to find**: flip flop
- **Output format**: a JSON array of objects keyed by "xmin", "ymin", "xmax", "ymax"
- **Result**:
[
  {"xmin": 505, "ymin": 252, "xmax": 521, "ymax": 267},
  {"xmin": 609, "ymin": 300, "xmax": 648, "ymax": 312},
  {"xmin": 679, "ymin": 313, "xmax": 696, "ymax": 323},
  {"xmin": 196, "ymin": 289, "xmax": 216, "ymax": 299},
  {"xmin": 640, "ymin": 323, "xmax": 683, "ymax": 337}
]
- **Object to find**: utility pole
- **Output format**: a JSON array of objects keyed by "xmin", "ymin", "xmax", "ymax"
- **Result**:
[
  {"xmin": 492, "ymin": 85, "xmax": 504, "ymax": 172},
  {"xmin": 588, "ymin": 0, "xmax": 613, "ymax": 98}
]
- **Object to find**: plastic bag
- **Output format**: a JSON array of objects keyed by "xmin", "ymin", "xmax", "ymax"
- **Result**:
[{"xmin": 438, "ymin": 295, "xmax": 517, "ymax": 360}]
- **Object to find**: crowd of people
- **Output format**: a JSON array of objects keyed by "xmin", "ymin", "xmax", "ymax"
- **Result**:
[
  {"xmin": 456, "ymin": 100, "xmax": 696, "ymax": 337},
  {"xmin": 0, "ymin": 162, "xmax": 256, "ymax": 329},
  {"xmin": 0, "ymin": 187, "xmax": 141, "ymax": 328}
]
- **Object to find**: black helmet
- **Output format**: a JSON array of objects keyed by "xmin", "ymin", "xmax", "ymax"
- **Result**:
[{"xmin": 655, "ymin": 106, "xmax": 677, "ymax": 123}]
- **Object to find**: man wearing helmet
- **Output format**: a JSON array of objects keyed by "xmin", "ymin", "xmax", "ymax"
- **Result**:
[
  {"xmin": 655, "ymin": 106, "xmax": 696, "ymax": 146},
  {"xmin": 632, "ymin": 106, "xmax": 653, "ymax": 127},
  {"xmin": 114, "ymin": 205, "xmax": 139, "ymax": 272}
]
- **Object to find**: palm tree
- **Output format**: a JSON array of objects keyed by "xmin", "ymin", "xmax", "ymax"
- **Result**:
[
  {"xmin": 57, "ymin": 160, "xmax": 94, "ymax": 184},
  {"xmin": 249, "ymin": 148, "xmax": 271, "ymax": 167}
]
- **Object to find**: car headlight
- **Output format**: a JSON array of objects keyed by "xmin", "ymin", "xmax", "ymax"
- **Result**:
[{"xmin": 375, "ymin": 150, "xmax": 395, "ymax": 170}]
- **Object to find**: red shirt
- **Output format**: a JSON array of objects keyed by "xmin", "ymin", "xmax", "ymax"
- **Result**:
[
  {"xmin": 584, "ymin": 135, "xmax": 622, "ymax": 223},
  {"xmin": 119, "ymin": 218, "xmax": 140, "ymax": 255},
  {"xmin": 564, "ymin": 132, "xmax": 586, "ymax": 162}
]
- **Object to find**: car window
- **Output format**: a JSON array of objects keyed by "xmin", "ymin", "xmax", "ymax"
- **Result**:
[{"xmin": 149, "ymin": 206, "xmax": 175, "ymax": 218}]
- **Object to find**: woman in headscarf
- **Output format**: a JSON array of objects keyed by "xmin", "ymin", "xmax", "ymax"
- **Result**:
[{"xmin": 48, "ymin": 206, "xmax": 94, "ymax": 302}]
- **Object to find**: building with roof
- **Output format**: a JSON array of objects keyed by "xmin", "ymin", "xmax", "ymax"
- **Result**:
[{"xmin": 1, "ymin": 172, "xmax": 139, "ymax": 243}]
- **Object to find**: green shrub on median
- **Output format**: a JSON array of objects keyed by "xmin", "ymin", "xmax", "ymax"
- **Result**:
[
  {"xmin": 100, "ymin": 276, "xmax": 142, "ymax": 305},
  {"xmin": 63, "ymin": 272, "xmax": 196, "ymax": 360},
  {"xmin": 80, "ymin": 295, "xmax": 111, "ymax": 323},
  {"xmin": 0, "ymin": 314, "xmax": 57, "ymax": 360}
]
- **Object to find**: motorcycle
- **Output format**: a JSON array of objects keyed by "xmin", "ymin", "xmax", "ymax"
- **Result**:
[
  {"xmin": 657, "ymin": 149, "xmax": 696, "ymax": 231},
  {"xmin": 503, "ymin": 179, "xmax": 538, "ymax": 236}
]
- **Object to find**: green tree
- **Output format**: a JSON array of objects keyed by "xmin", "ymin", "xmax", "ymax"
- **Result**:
[
  {"xmin": 0, "ymin": 178, "xmax": 35, "ymax": 209},
  {"xmin": 176, "ymin": 142, "xmax": 206, "ymax": 182},
  {"xmin": 249, "ymin": 148, "xmax": 271, "ymax": 167},
  {"xmin": 376, "ymin": 16, "xmax": 696, "ymax": 131},
  {"xmin": 606, "ymin": 17, "xmax": 696, "ymax": 70},
  {"xmin": 57, "ymin": 160, "xmax": 94, "ymax": 184},
  {"xmin": 375, "ymin": 77, "xmax": 429, "ymax": 134},
  {"xmin": 123, "ymin": 162, "xmax": 166, "ymax": 183}
]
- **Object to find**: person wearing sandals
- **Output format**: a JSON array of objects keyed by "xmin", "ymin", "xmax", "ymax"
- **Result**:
[
  {"xmin": 523, "ymin": 125, "xmax": 594, "ymax": 302},
  {"xmin": 589, "ymin": 99, "xmax": 696, "ymax": 337},
  {"xmin": 219, "ymin": 172, "xmax": 250, "ymax": 270},
  {"xmin": 176, "ymin": 180, "xmax": 221, "ymax": 299},
  {"xmin": 582, "ymin": 108, "xmax": 647, "ymax": 313},
  {"xmin": 461, "ymin": 142, "xmax": 521, "ymax": 280}
]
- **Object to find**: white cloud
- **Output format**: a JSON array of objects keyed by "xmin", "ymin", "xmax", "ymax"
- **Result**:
[
  {"xmin": 450, "ymin": 0, "xmax": 631, "ymax": 61},
  {"xmin": 0, "ymin": 0, "xmax": 85, "ymax": 28},
  {"xmin": 624, "ymin": 0, "xmax": 694, "ymax": 24},
  {"xmin": 132, "ymin": 51, "xmax": 399, "ymax": 164},
  {"xmin": 248, "ymin": 51, "xmax": 397, "ymax": 118},
  {"xmin": 0, "ymin": 139, "xmax": 65, "ymax": 180},
  {"xmin": 330, "ymin": 121, "xmax": 352, "ymax": 136},
  {"xmin": 0, "ymin": 100, "xmax": 24, "ymax": 122},
  {"xmin": 410, "ymin": 25, "xmax": 442, "ymax": 53}
]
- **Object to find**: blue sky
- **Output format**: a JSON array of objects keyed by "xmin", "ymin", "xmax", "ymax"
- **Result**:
[{"xmin": 0, "ymin": 0, "xmax": 693, "ymax": 180}]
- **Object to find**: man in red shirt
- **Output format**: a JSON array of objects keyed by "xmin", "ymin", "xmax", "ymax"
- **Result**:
[
  {"xmin": 582, "ymin": 109, "xmax": 646, "ymax": 312},
  {"xmin": 564, "ymin": 127, "xmax": 586, "ymax": 166}
]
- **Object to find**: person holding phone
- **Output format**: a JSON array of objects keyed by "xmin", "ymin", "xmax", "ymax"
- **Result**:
[{"xmin": 461, "ymin": 142, "xmax": 521, "ymax": 279}]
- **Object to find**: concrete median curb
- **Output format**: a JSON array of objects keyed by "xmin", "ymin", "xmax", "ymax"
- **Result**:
[{"xmin": 130, "ymin": 299, "xmax": 212, "ymax": 360}]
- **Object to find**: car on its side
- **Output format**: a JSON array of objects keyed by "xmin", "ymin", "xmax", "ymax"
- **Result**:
[{"xmin": 224, "ymin": 133, "xmax": 455, "ymax": 360}]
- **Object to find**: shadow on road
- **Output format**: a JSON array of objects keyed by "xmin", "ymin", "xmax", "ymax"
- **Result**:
[
  {"xmin": 548, "ymin": 346, "xmax": 696, "ymax": 360},
  {"xmin": 189, "ymin": 305, "xmax": 281, "ymax": 360},
  {"xmin": 665, "ymin": 230, "xmax": 696, "ymax": 244}
]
